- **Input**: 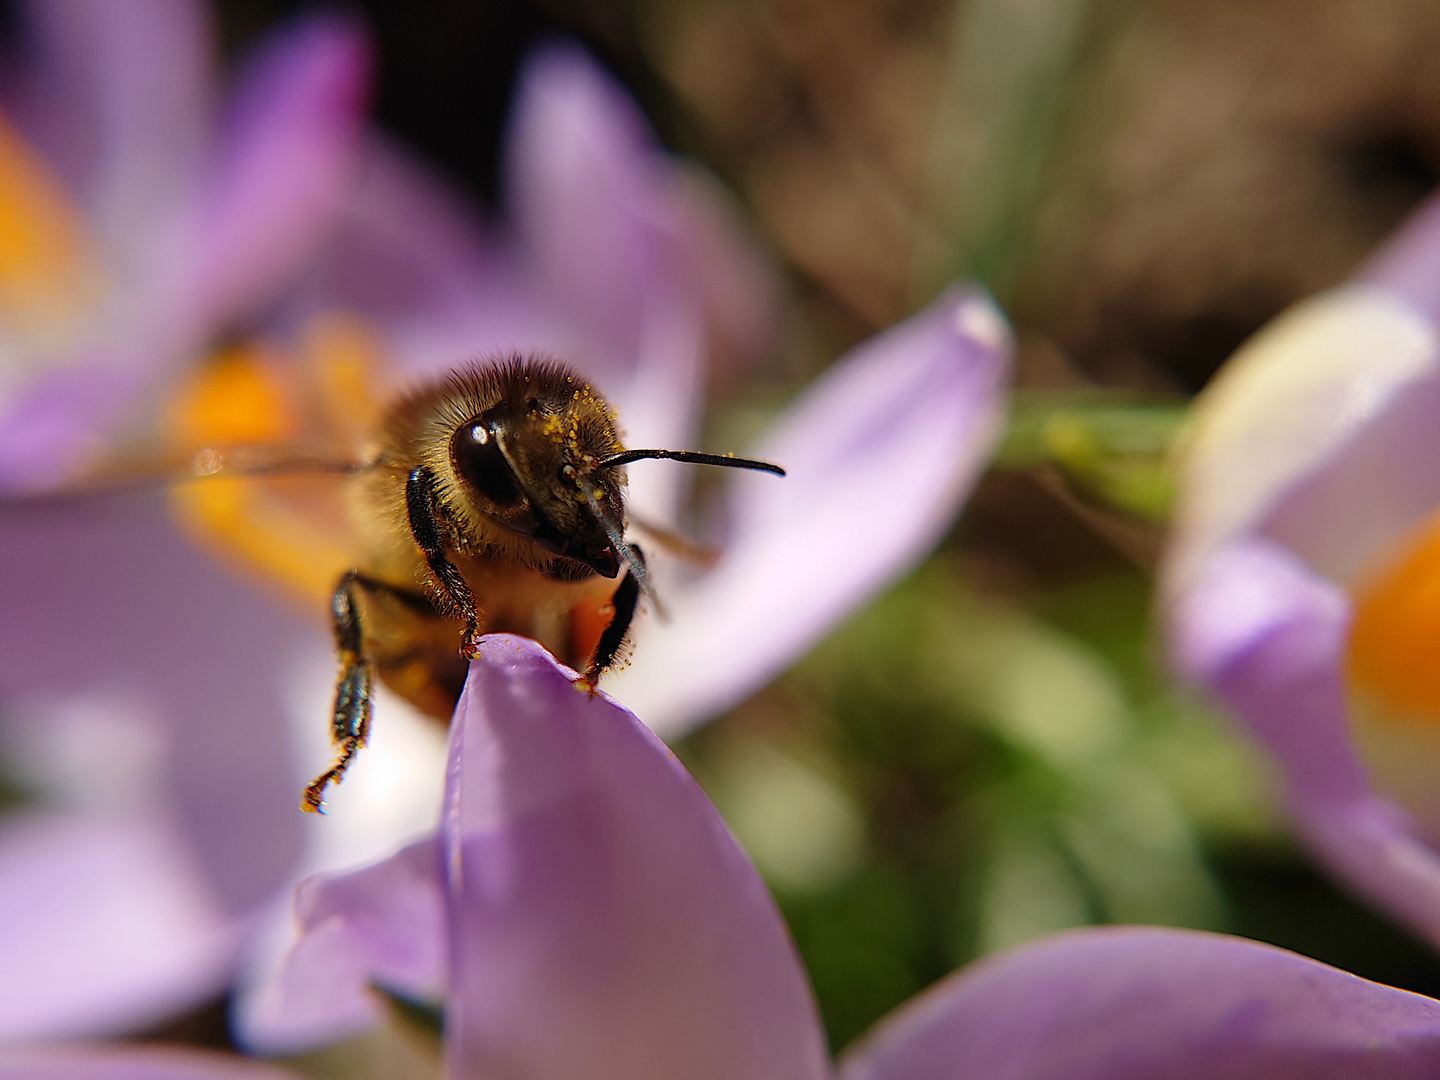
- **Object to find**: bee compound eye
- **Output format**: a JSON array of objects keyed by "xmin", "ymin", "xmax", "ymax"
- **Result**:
[{"xmin": 452, "ymin": 421, "xmax": 522, "ymax": 505}]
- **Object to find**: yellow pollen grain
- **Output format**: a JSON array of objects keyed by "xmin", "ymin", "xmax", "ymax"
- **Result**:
[{"xmin": 1347, "ymin": 508, "xmax": 1440, "ymax": 726}]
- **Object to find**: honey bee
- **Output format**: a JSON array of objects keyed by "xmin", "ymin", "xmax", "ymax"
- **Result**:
[
  {"xmin": 294, "ymin": 356, "xmax": 783, "ymax": 812},
  {"xmin": 4, "ymin": 350, "xmax": 782, "ymax": 813}
]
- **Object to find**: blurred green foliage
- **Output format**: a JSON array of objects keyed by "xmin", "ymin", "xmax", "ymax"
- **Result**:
[
  {"xmin": 998, "ymin": 391, "xmax": 1189, "ymax": 521},
  {"xmin": 681, "ymin": 536, "xmax": 1440, "ymax": 1050}
]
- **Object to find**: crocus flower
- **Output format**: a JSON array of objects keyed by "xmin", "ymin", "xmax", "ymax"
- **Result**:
[
  {"xmin": 243, "ymin": 634, "xmax": 1440, "ymax": 1078},
  {"xmin": 0, "ymin": 0, "xmax": 368, "ymax": 491},
  {"xmin": 0, "ymin": 0, "xmax": 370, "ymax": 1040},
  {"xmin": 1164, "ymin": 188, "xmax": 1440, "ymax": 945}
]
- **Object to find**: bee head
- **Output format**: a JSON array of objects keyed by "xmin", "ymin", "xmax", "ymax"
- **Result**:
[
  {"xmin": 449, "ymin": 379, "xmax": 626, "ymax": 577},
  {"xmin": 443, "ymin": 358, "xmax": 782, "ymax": 604}
]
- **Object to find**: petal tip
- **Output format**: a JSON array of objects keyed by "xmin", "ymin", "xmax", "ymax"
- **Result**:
[{"xmin": 950, "ymin": 288, "xmax": 1014, "ymax": 354}]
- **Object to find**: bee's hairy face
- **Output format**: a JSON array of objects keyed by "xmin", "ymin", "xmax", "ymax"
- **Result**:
[{"xmin": 448, "ymin": 377, "xmax": 626, "ymax": 577}]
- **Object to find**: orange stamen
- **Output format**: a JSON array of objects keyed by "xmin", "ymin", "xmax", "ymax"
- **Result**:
[{"xmin": 1347, "ymin": 508, "xmax": 1440, "ymax": 727}]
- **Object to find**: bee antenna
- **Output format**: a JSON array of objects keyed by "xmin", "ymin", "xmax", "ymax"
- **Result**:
[
  {"xmin": 597, "ymin": 449, "xmax": 785, "ymax": 476},
  {"xmin": 576, "ymin": 476, "xmax": 667, "ymax": 620}
]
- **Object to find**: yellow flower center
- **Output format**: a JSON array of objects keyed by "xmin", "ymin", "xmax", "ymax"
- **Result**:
[
  {"xmin": 163, "ymin": 313, "xmax": 385, "ymax": 608},
  {"xmin": 1347, "ymin": 509, "xmax": 1440, "ymax": 723},
  {"xmin": 1346, "ymin": 509, "xmax": 1440, "ymax": 828}
]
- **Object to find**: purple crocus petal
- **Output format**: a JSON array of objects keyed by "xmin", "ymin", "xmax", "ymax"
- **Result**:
[
  {"xmin": 14, "ymin": 0, "xmax": 211, "ymax": 255},
  {"xmin": 236, "ymin": 838, "xmax": 445, "ymax": 1053},
  {"xmin": 609, "ymin": 285, "xmax": 1013, "ymax": 736},
  {"xmin": 294, "ymin": 135, "xmax": 490, "ymax": 349},
  {"xmin": 1169, "ymin": 537, "xmax": 1440, "ymax": 946},
  {"xmin": 838, "ymin": 926, "xmax": 1440, "ymax": 1080},
  {"xmin": 0, "ymin": 494, "xmax": 308, "ymax": 914},
  {"xmin": 1360, "ymin": 189, "xmax": 1440, "ymax": 323},
  {"xmin": 1164, "ymin": 285, "xmax": 1438, "ymax": 601},
  {"xmin": 0, "ymin": 363, "xmax": 133, "ymax": 491},
  {"xmin": 1294, "ymin": 795, "xmax": 1440, "ymax": 953},
  {"xmin": 1261, "ymin": 370, "xmax": 1440, "ymax": 586},
  {"xmin": 443, "ymin": 635, "xmax": 830, "ymax": 1080},
  {"xmin": 665, "ymin": 166, "xmax": 781, "ymax": 370},
  {"xmin": 0, "ymin": 811, "xmax": 239, "ymax": 1040},
  {"xmin": 188, "ymin": 13, "xmax": 370, "ymax": 328},
  {"xmin": 606, "ymin": 293, "xmax": 707, "ymax": 523},
  {"xmin": 0, "ymin": 1046, "xmax": 301, "ymax": 1080},
  {"xmin": 503, "ymin": 44, "xmax": 675, "ymax": 374},
  {"xmin": 1167, "ymin": 536, "xmax": 1367, "ymax": 804}
]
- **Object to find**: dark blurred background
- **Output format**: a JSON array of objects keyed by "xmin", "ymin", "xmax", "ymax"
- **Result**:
[{"xmin": 214, "ymin": 0, "xmax": 1440, "ymax": 1057}]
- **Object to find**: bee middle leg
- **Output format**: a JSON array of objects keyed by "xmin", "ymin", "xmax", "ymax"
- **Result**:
[
  {"xmin": 303, "ymin": 569, "xmax": 465, "ymax": 812},
  {"xmin": 583, "ymin": 544, "xmax": 645, "ymax": 689},
  {"xmin": 302, "ymin": 569, "xmax": 375, "ymax": 813}
]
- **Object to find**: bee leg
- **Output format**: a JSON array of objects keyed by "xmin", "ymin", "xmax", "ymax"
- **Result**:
[
  {"xmin": 582, "ymin": 544, "xmax": 645, "ymax": 690},
  {"xmin": 303, "ymin": 570, "xmax": 374, "ymax": 814},
  {"xmin": 406, "ymin": 466, "xmax": 482, "ymax": 659}
]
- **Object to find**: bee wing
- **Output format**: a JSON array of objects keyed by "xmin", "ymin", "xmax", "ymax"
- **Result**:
[
  {"xmin": 626, "ymin": 513, "xmax": 719, "ymax": 568},
  {"xmin": 1, "ymin": 442, "xmax": 370, "ymax": 608},
  {"xmin": 0, "ymin": 443, "xmax": 365, "ymax": 507}
]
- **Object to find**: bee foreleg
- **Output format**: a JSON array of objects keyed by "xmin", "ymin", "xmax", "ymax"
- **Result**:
[
  {"xmin": 406, "ymin": 466, "xmax": 481, "ymax": 659},
  {"xmin": 302, "ymin": 570, "xmax": 374, "ymax": 814},
  {"xmin": 583, "ymin": 544, "xmax": 645, "ymax": 689}
]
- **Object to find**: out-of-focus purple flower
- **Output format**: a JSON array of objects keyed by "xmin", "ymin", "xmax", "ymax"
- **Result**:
[
  {"xmin": 1163, "ymin": 189, "xmax": 1440, "ymax": 945},
  {"xmin": 0, "ymin": 0, "xmax": 370, "ymax": 1041},
  {"xmin": 251, "ymin": 635, "xmax": 1440, "ymax": 1078},
  {"xmin": 0, "ymin": 0, "xmax": 369, "ymax": 490}
]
